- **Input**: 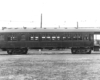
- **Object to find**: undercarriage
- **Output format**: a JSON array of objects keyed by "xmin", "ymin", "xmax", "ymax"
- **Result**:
[
  {"xmin": 71, "ymin": 47, "xmax": 92, "ymax": 54},
  {"xmin": 7, "ymin": 48, "xmax": 28, "ymax": 54}
]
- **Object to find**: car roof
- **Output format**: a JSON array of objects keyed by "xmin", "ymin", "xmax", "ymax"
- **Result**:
[{"xmin": 0, "ymin": 27, "xmax": 100, "ymax": 33}]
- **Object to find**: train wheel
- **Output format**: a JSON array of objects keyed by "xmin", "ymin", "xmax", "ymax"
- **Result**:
[
  {"xmin": 71, "ymin": 48, "xmax": 76, "ymax": 54},
  {"xmin": 7, "ymin": 49, "xmax": 13, "ymax": 55},
  {"xmin": 75, "ymin": 49, "xmax": 90, "ymax": 54},
  {"xmin": 7, "ymin": 48, "xmax": 28, "ymax": 54},
  {"xmin": 12, "ymin": 49, "xmax": 22, "ymax": 54},
  {"xmin": 72, "ymin": 48, "xmax": 91, "ymax": 54},
  {"xmin": 87, "ymin": 49, "xmax": 91, "ymax": 54},
  {"xmin": 22, "ymin": 48, "xmax": 28, "ymax": 54}
]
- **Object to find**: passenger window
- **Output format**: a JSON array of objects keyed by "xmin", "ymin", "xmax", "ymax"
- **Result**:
[
  {"xmin": 83, "ymin": 35, "xmax": 89, "ymax": 40},
  {"xmin": 7, "ymin": 35, "xmax": 18, "ymax": 41},
  {"xmin": 73, "ymin": 35, "xmax": 77, "ymax": 40},
  {"xmin": 46, "ymin": 36, "xmax": 51, "ymax": 41},
  {"xmin": 42, "ymin": 36, "xmax": 46, "ymax": 40},
  {"xmin": 77, "ymin": 35, "xmax": 82, "ymax": 40},
  {"xmin": 21, "ymin": 35, "xmax": 26, "ymax": 40},
  {"xmin": 0, "ymin": 35, "xmax": 4, "ymax": 40},
  {"xmin": 67, "ymin": 35, "xmax": 71, "ymax": 40},
  {"xmin": 63, "ymin": 35, "xmax": 70, "ymax": 40},
  {"xmin": 12, "ymin": 36, "xmax": 18, "ymax": 41},
  {"xmin": 52, "ymin": 36, "xmax": 56, "ymax": 41},
  {"xmin": 86, "ymin": 36, "xmax": 89, "ymax": 40},
  {"xmin": 30, "ymin": 36, "xmax": 34, "ymax": 41},
  {"xmin": 89, "ymin": 34, "xmax": 93, "ymax": 41},
  {"xmin": 57, "ymin": 36, "xmax": 60, "ymax": 40},
  {"xmin": 63, "ymin": 36, "xmax": 66, "ymax": 40},
  {"xmin": 34, "ymin": 36, "xmax": 39, "ymax": 41},
  {"xmin": 7, "ymin": 36, "xmax": 13, "ymax": 41}
]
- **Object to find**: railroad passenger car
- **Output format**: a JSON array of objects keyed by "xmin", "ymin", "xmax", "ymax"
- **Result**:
[{"xmin": 0, "ymin": 27, "xmax": 100, "ymax": 54}]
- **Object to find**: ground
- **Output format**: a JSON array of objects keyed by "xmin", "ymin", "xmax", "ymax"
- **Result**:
[{"xmin": 0, "ymin": 50, "xmax": 100, "ymax": 80}]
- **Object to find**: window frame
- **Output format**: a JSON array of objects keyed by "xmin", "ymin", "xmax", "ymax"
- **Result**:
[
  {"xmin": 20, "ymin": 34, "xmax": 26, "ymax": 41},
  {"xmin": 34, "ymin": 35, "xmax": 39, "ymax": 41},
  {"xmin": 0, "ymin": 34, "xmax": 5, "ymax": 40}
]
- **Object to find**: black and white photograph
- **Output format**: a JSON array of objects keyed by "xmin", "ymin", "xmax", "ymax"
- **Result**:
[{"xmin": 0, "ymin": 0, "xmax": 100, "ymax": 80}]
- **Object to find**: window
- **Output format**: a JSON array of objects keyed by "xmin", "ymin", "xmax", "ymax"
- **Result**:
[
  {"xmin": 63, "ymin": 36, "xmax": 66, "ymax": 40},
  {"xmin": 77, "ymin": 35, "xmax": 82, "ymax": 40},
  {"xmin": 83, "ymin": 35, "xmax": 89, "ymax": 40},
  {"xmin": 7, "ymin": 35, "xmax": 18, "ymax": 41},
  {"xmin": 29, "ymin": 35, "xmax": 39, "ymax": 41},
  {"xmin": 30, "ymin": 36, "xmax": 34, "ymax": 41},
  {"xmin": 12, "ymin": 36, "xmax": 17, "ymax": 41},
  {"xmin": 89, "ymin": 34, "xmax": 93, "ymax": 41},
  {"xmin": 73, "ymin": 35, "xmax": 77, "ymax": 40},
  {"xmin": 46, "ymin": 36, "xmax": 51, "ymax": 41},
  {"xmin": 52, "ymin": 36, "xmax": 56, "ymax": 41},
  {"xmin": 0, "ymin": 35, "xmax": 4, "ymax": 40},
  {"xmin": 21, "ymin": 35, "xmax": 26, "ymax": 40},
  {"xmin": 85, "ymin": 36, "xmax": 89, "ymax": 40},
  {"xmin": 57, "ymin": 36, "xmax": 60, "ymax": 40},
  {"xmin": 63, "ymin": 34, "xmax": 71, "ymax": 40},
  {"xmin": 7, "ymin": 36, "xmax": 12, "ymax": 41},
  {"xmin": 41, "ymin": 35, "xmax": 51, "ymax": 41},
  {"xmin": 67, "ymin": 35, "xmax": 71, "ymax": 40},
  {"xmin": 34, "ymin": 36, "xmax": 39, "ymax": 41},
  {"xmin": 42, "ymin": 36, "xmax": 46, "ymax": 40}
]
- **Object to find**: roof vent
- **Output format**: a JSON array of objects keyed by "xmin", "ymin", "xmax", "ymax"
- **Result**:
[
  {"xmin": 44, "ymin": 28, "xmax": 46, "ymax": 29},
  {"xmin": 15, "ymin": 28, "xmax": 18, "ymax": 29},
  {"xmin": 23, "ymin": 27, "xmax": 27, "ymax": 29},
  {"xmin": 2, "ymin": 27, "xmax": 6, "ymax": 30},
  {"xmin": 54, "ymin": 28, "xmax": 57, "ymax": 29},
  {"xmin": 8, "ymin": 28, "xmax": 12, "ymax": 29},
  {"xmin": 33, "ymin": 27, "xmax": 36, "ymax": 29}
]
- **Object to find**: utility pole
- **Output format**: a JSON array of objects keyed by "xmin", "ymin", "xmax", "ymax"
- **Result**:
[
  {"xmin": 76, "ymin": 21, "xmax": 79, "ymax": 29},
  {"xmin": 40, "ymin": 13, "xmax": 42, "ymax": 28},
  {"xmin": 58, "ymin": 25, "xmax": 60, "ymax": 28}
]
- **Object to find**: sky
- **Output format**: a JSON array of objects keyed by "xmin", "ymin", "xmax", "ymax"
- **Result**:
[{"xmin": 0, "ymin": 0, "xmax": 100, "ymax": 28}]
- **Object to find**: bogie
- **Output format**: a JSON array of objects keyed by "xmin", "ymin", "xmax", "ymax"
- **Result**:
[
  {"xmin": 71, "ymin": 48, "xmax": 92, "ymax": 54},
  {"xmin": 7, "ymin": 48, "xmax": 28, "ymax": 54},
  {"xmin": 7, "ymin": 49, "xmax": 13, "ymax": 55}
]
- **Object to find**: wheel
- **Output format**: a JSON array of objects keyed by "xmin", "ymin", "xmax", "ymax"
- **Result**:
[
  {"xmin": 22, "ymin": 48, "xmax": 28, "ymax": 54},
  {"xmin": 87, "ymin": 49, "xmax": 91, "ymax": 54},
  {"xmin": 13, "ymin": 48, "xmax": 28, "ymax": 54},
  {"xmin": 12, "ymin": 49, "xmax": 22, "ymax": 54},
  {"xmin": 7, "ymin": 49, "xmax": 13, "ymax": 55},
  {"xmin": 7, "ymin": 48, "xmax": 28, "ymax": 55},
  {"xmin": 71, "ymin": 48, "xmax": 76, "ymax": 54}
]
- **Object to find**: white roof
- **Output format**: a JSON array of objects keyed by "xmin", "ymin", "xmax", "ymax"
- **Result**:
[{"xmin": 0, "ymin": 27, "xmax": 100, "ymax": 33}]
